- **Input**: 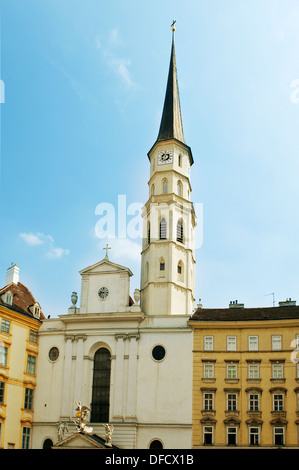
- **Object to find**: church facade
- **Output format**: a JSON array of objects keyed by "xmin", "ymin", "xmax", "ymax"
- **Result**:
[{"xmin": 32, "ymin": 28, "xmax": 196, "ymax": 450}]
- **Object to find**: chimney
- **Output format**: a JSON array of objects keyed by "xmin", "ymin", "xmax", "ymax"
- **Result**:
[
  {"xmin": 6, "ymin": 264, "xmax": 20, "ymax": 285},
  {"xmin": 229, "ymin": 300, "xmax": 244, "ymax": 309},
  {"xmin": 278, "ymin": 298, "xmax": 296, "ymax": 307}
]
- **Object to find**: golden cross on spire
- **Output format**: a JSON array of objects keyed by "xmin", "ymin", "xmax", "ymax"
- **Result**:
[
  {"xmin": 171, "ymin": 19, "xmax": 176, "ymax": 32},
  {"xmin": 103, "ymin": 243, "xmax": 111, "ymax": 259}
]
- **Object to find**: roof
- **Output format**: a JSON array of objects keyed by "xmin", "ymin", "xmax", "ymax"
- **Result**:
[
  {"xmin": 157, "ymin": 32, "xmax": 185, "ymax": 145},
  {"xmin": 147, "ymin": 31, "xmax": 194, "ymax": 165},
  {"xmin": 0, "ymin": 282, "xmax": 45, "ymax": 320},
  {"xmin": 190, "ymin": 305, "xmax": 299, "ymax": 323}
]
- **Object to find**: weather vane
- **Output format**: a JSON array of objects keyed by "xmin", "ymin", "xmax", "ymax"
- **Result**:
[{"xmin": 171, "ymin": 20, "xmax": 176, "ymax": 32}]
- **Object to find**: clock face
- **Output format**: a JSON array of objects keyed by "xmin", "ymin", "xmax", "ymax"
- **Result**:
[
  {"xmin": 158, "ymin": 150, "xmax": 173, "ymax": 165},
  {"xmin": 98, "ymin": 286, "xmax": 109, "ymax": 300}
]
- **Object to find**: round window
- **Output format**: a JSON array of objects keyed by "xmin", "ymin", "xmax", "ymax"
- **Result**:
[
  {"xmin": 48, "ymin": 347, "xmax": 59, "ymax": 362},
  {"xmin": 152, "ymin": 345, "xmax": 166, "ymax": 362}
]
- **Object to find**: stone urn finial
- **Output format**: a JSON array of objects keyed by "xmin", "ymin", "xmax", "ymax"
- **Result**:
[
  {"xmin": 133, "ymin": 289, "xmax": 140, "ymax": 304},
  {"xmin": 71, "ymin": 292, "xmax": 78, "ymax": 306}
]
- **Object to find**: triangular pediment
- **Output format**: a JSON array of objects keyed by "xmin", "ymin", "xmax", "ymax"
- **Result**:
[
  {"xmin": 52, "ymin": 432, "xmax": 111, "ymax": 449},
  {"xmin": 80, "ymin": 258, "xmax": 133, "ymax": 277}
]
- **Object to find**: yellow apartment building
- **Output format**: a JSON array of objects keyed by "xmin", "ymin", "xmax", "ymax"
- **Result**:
[
  {"xmin": 189, "ymin": 299, "xmax": 299, "ymax": 448},
  {"xmin": 0, "ymin": 264, "xmax": 44, "ymax": 449}
]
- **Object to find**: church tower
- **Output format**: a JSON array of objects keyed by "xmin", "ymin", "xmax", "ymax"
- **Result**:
[{"xmin": 141, "ymin": 26, "xmax": 196, "ymax": 316}]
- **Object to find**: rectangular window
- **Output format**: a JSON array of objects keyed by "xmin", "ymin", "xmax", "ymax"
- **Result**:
[
  {"xmin": 0, "ymin": 346, "xmax": 8, "ymax": 368},
  {"xmin": 26, "ymin": 355, "xmax": 36, "ymax": 375},
  {"xmin": 227, "ymin": 393, "xmax": 237, "ymax": 411},
  {"xmin": 273, "ymin": 427, "xmax": 284, "ymax": 446},
  {"xmin": 248, "ymin": 336, "xmax": 258, "ymax": 351},
  {"xmin": 24, "ymin": 388, "xmax": 34, "ymax": 410},
  {"xmin": 273, "ymin": 393, "xmax": 284, "ymax": 411},
  {"xmin": 204, "ymin": 336, "xmax": 213, "ymax": 351},
  {"xmin": 227, "ymin": 426, "xmax": 237, "ymax": 445},
  {"xmin": 227, "ymin": 364, "xmax": 237, "ymax": 379},
  {"xmin": 272, "ymin": 335, "xmax": 282, "ymax": 351},
  {"xmin": 249, "ymin": 427, "xmax": 260, "ymax": 445},
  {"xmin": 248, "ymin": 363, "xmax": 259, "ymax": 379},
  {"xmin": 203, "ymin": 393, "xmax": 214, "ymax": 411},
  {"xmin": 249, "ymin": 393, "xmax": 260, "ymax": 411},
  {"xmin": 203, "ymin": 363, "xmax": 214, "ymax": 379},
  {"xmin": 203, "ymin": 426, "xmax": 213, "ymax": 445},
  {"xmin": 272, "ymin": 363, "xmax": 284, "ymax": 379},
  {"xmin": 0, "ymin": 319, "xmax": 10, "ymax": 334},
  {"xmin": 227, "ymin": 336, "xmax": 237, "ymax": 351},
  {"xmin": 22, "ymin": 427, "xmax": 31, "ymax": 449},
  {"xmin": 0, "ymin": 381, "xmax": 5, "ymax": 404},
  {"xmin": 29, "ymin": 330, "xmax": 38, "ymax": 343},
  {"xmin": 160, "ymin": 262, "xmax": 165, "ymax": 271}
]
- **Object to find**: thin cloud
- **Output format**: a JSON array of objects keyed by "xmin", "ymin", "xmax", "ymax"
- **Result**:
[
  {"xmin": 19, "ymin": 232, "xmax": 69, "ymax": 259},
  {"xmin": 95, "ymin": 29, "xmax": 136, "ymax": 90},
  {"xmin": 45, "ymin": 247, "xmax": 70, "ymax": 259}
]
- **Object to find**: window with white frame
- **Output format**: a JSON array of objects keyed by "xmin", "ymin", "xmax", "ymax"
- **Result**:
[
  {"xmin": 273, "ymin": 427, "xmax": 285, "ymax": 446},
  {"xmin": 227, "ymin": 336, "xmax": 237, "ymax": 351},
  {"xmin": 249, "ymin": 426, "xmax": 260, "ymax": 445},
  {"xmin": 0, "ymin": 345, "xmax": 8, "ymax": 368},
  {"xmin": 272, "ymin": 335, "xmax": 282, "ymax": 351},
  {"xmin": 203, "ymin": 363, "xmax": 214, "ymax": 379},
  {"xmin": 248, "ymin": 363, "xmax": 260, "ymax": 379},
  {"xmin": 203, "ymin": 425, "xmax": 214, "ymax": 445},
  {"xmin": 22, "ymin": 427, "xmax": 31, "ymax": 449},
  {"xmin": 26, "ymin": 355, "xmax": 36, "ymax": 375},
  {"xmin": 24, "ymin": 388, "xmax": 34, "ymax": 410},
  {"xmin": 227, "ymin": 426, "xmax": 237, "ymax": 445},
  {"xmin": 227, "ymin": 363, "xmax": 238, "ymax": 379},
  {"xmin": 0, "ymin": 319, "xmax": 10, "ymax": 334},
  {"xmin": 204, "ymin": 336, "xmax": 213, "ymax": 351},
  {"xmin": 29, "ymin": 329, "xmax": 38, "ymax": 343},
  {"xmin": 203, "ymin": 392, "xmax": 214, "ymax": 411},
  {"xmin": 272, "ymin": 363, "xmax": 284, "ymax": 379},
  {"xmin": 273, "ymin": 393, "xmax": 284, "ymax": 411},
  {"xmin": 227, "ymin": 393, "xmax": 238, "ymax": 411},
  {"xmin": 248, "ymin": 336, "xmax": 258, "ymax": 351},
  {"xmin": 248, "ymin": 393, "xmax": 260, "ymax": 411}
]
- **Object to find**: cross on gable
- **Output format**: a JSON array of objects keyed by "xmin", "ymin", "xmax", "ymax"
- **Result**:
[{"xmin": 103, "ymin": 244, "xmax": 111, "ymax": 259}]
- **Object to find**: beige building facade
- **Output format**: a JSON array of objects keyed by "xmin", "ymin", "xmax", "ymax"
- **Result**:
[
  {"xmin": 0, "ymin": 264, "xmax": 44, "ymax": 449},
  {"xmin": 189, "ymin": 301, "xmax": 299, "ymax": 448}
]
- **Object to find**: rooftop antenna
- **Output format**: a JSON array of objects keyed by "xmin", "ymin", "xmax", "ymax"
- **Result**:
[{"xmin": 265, "ymin": 292, "xmax": 275, "ymax": 307}]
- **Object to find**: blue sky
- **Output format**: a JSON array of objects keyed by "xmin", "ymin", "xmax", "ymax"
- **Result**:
[{"xmin": 1, "ymin": 0, "xmax": 299, "ymax": 316}]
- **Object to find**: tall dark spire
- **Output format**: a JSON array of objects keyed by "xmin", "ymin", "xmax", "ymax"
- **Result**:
[{"xmin": 156, "ymin": 28, "xmax": 185, "ymax": 145}]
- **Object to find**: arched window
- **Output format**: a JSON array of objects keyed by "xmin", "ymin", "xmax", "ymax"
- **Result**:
[
  {"xmin": 149, "ymin": 439, "xmax": 164, "ymax": 449},
  {"xmin": 147, "ymin": 222, "xmax": 151, "ymax": 244},
  {"xmin": 90, "ymin": 348, "xmax": 111, "ymax": 423},
  {"xmin": 177, "ymin": 180, "xmax": 182, "ymax": 197},
  {"xmin": 176, "ymin": 219, "xmax": 183, "ymax": 243},
  {"xmin": 162, "ymin": 179, "xmax": 168, "ymax": 194},
  {"xmin": 178, "ymin": 154, "xmax": 182, "ymax": 167},
  {"xmin": 160, "ymin": 217, "xmax": 167, "ymax": 239},
  {"xmin": 43, "ymin": 438, "xmax": 53, "ymax": 449},
  {"xmin": 177, "ymin": 261, "xmax": 184, "ymax": 282},
  {"xmin": 159, "ymin": 257, "xmax": 165, "ymax": 272}
]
